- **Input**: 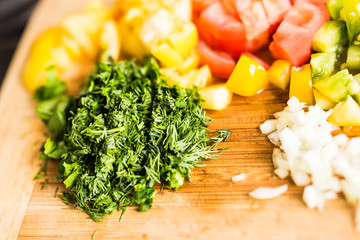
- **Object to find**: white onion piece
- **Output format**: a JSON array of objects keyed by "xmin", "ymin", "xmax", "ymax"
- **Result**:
[
  {"xmin": 260, "ymin": 119, "xmax": 278, "ymax": 134},
  {"xmin": 274, "ymin": 168, "xmax": 289, "ymax": 179},
  {"xmin": 249, "ymin": 184, "xmax": 288, "ymax": 200},
  {"xmin": 232, "ymin": 173, "xmax": 246, "ymax": 182}
]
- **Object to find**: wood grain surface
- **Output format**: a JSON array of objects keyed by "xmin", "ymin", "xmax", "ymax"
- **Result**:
[{"xmin": 0, "ymin": 0, "xmax": 359, "ymax": 239}]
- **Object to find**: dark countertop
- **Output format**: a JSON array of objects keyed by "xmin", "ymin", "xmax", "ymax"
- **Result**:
[{"xmin": 0, "ymin": 0, "xmax": 38, "ymax": 85}]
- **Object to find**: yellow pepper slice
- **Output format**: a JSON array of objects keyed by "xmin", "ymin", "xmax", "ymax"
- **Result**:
[
  {"xmin": 151, "ymin": 43, "xmax": 183, "ymax": 67},
  {"xmin": 168, "ymin": 22, "xmax": 198, "ymax": 57},
  {"xmin": 23, "ymin": 27, "xmax": 62, "ymax": 93},
  {"xmin": 267, "ymin": 60, "xmax": 291, "ymax": 90},
  {"xmin": 289, "ymin": 64, "xmax": 314, "ymax": 105},
  {"xmin": 176, "ymin": 50, "xmax": 200, "ymax": 74},
  {"xmin": 328, "ymin": 95, "xmax": 360, "ymax": 126},
  {"xmin": 225, "ymin": 55, "xmax": 268, "ymax": 96},
  {"xmin": 99, "ymin": 20, "xmax": 121, "ymax": 62},
  {"xmin": 199, "ymin": 84, "xmax": 233, "ymax": 110}
]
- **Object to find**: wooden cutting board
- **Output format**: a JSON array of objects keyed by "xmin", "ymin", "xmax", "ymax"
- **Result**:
[{"xmin": 0, "ymin": 0, "xmax": 359, "ymax": 239}]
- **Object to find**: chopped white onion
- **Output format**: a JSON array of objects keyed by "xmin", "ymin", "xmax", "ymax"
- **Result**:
[
  {"xmin": 232, "ymin": 173, "xmax": 246, "ymax": 182},
  {"xmin": 291, "ymin": 171, "xmax": 311, "ymax": 186},
  {"xmin": 249, "ymin": 184, "xmax": 288, "ymax": 200},
  {"xmin": 274, "ymin": 168, "xmax": 289, "ymax": 179},
  {"xmin": 261, "ymin": 96, "xmax": 360, "ymax": 231},
  {"xmin": 303, "ymin": 185, "xmax": 324, "ymax": 210}
]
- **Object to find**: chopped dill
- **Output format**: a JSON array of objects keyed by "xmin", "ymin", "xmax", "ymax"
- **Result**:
[{"xmin": 35, "ymin": 58, "xmax": 231, "ymax": 220}]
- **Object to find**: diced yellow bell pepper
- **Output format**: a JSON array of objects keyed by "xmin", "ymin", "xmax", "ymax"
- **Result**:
[
  {"xmin": 148, "ymin": 8, "xmax": 175, "ymax": 37},
  {"xmin": 168, "ymin": 22, "xmax": 198, "ymax": 57},
  {"xmin": 171, "ymin": 0, "xmax": 192, "ymax": 22},
  {"xmin": 85, "ymin": 0, "xmax": 109, "ymax": 13},
  {"xmin": 176, "ymin": 50, "xmax": 200, "ymax": 74},
  {"xmin": 23, "ymin": 27, "xmax": 62, "ymax": 93},
  {"xmin": 50, "ymin": 45, "xmax": 73, "ymax": 71},
  {"xmin": 191, "ymin": 65, "xmax": 212, "ymax": 89},
  {"xmin": 61, "ymin": 7, "xmax": 110, "ymax": 60},
  {"xmin": 123, "ymin": 7, "xmax": 144, "ymax": 27},
  {"xmin": 99, "ymin": 20, "xmax": 121, "ymax": 62},
  {"xmin": 267, "ymin": 59, "xmax": 291, "ymax": 90},
  {"xmin": 151, "ymin": 43, "xmax": 183, "ymax": 68},
  {"xmin": 62, "ymin": 35, "xmax": 83, "ymax": 60},
  {"xmin": 225, "ymin": 55, "xmax": 268, "ymax": 96},
  {"xmin": 199, "ymin": 84, "xmax": 233, "ymax": 110},
  {"xmin": 328, "ymin": 95, "xmax": 360, "ymax": 126},
  {"xmin": 119, "ymin": 0, "xmax": 198, "ymax": 72},
  {"xmin": 289, "ymin": 64, "xmax": 314, "ymax": 105},
  {"xmin": 313, "ymin": 88, "xmax": 337, "ymax": 110},
  {"xmin": 139, "ymin": 22, "xmax": 160, "ymax": 47},
  {"xmin": 119, "ymin": 20, "xmax": 147, "ymax": 59},
  {"xmin": 161, "ymin": 68, "xmax": 190, "ymax": 88}
]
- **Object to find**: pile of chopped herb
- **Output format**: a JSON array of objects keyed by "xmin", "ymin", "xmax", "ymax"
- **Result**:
[{"xmin": 35, "ymin": 58, "xmax": 230, "ymax": 221}]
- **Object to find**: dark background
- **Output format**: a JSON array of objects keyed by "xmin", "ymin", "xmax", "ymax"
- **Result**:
[{"xmin": 0, "ymin": 0, "xmax": 38, "ymax": 85}]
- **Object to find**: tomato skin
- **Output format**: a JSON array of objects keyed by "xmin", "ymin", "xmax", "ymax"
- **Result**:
[
  {"xmin": 196, "ymin": 2, "xmax": 245, "ymax": 40},
  {"xmin": 261, "ymin": 0, "xmax": 292, "ymax": 33},
  {"xmin": 196, "ymin": 1, "xmax": 247, "ymax": 57},
  {"xmin": 221, "ymin": 0, "xmax": 238, "ymax": 19},
  {"xmin": 242, "ymin": 52, "xmax": 270, "ymax": 70},
  {"xmin": 270, "ymin": 21, "xmax": 313, "ymax": 66},
  {"xmin": 192, "ymin": 0, "xmax": 217, "ymax": 14},
  {"xmin": 285, "ymin": 1, "xmax": 329, "ymax": 32},
  {"xmin": 270, "ymin": 1, "xmax": 329, "ymax": 66},
  {"xmin": 234, "ymin": 0, "xmax": 270, "ymax": 45},
  {"xmin": 196, "ymin": 41, "xmax": 236, "ymax": 79}
]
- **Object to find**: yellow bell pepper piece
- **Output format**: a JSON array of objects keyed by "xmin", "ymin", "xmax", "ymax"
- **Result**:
[
  {"xmin": 176, "ymin": 50, "xmax": 200, "ymax": 74},
  {"xmin": 119, "ymin": 0, "xmax": 198, "ymax": 71},
  {"xmin": 289, "ymin": 64, "xmax": 314, "ymax": 105},
  {"xmin": 191, "ymin": 65, "xmax": 212, "ymax": 89},
  {"xmin": 119, "ymin": 20, "xmax": 147, "ymax": 59},
  {"xmin": 151, "ymin": 43, "xmax": 183, "ymax": 68},
  {"xmin": 225, "ymin": 55, "xmax": 268, "ymax": 96},
  {"xmin": 61, "ymin": 2, "xmax": 110, "ymax": 60},
  {"xmin": 199, "ymin": 84, "xmax": 233, "ymax": 110},
  {"xmin": 267, "ymin": 59, "xmax": 291, "ymax": 90},
  {"xmin": 147, "ymin": 8, "xmax": 175, "ymax": 37},
  {"xmin": 169, "ymin": 0, "xmax": 192, "ymax": 22},
  {"xmin": 99, "ymin": 20, "xmax": 121, "ymax": 62},
  {"xmin": 123, "ymin": 7, "xmax": 144, "ymax": 27},
  {"xmin": 168, "ymin": 22, "xmax": 198, "ymax": 57},
  {"xmin": 23, "ymin": 27, "xmax": 62, "ymax": 93},
  {"xmin": 328, "ymin": 95, "xmax": 360, "ymax": 126}
]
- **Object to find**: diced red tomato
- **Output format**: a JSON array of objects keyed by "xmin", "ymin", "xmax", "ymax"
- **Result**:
[
  {"xmin": 233, "ymin": 0, "xmax": 270, "ymax": 47},
  {"xmin": 270, "ymin": 21, "xmax": 313, "ymax": 66},
  {"xmin": 221, "ymin": 0, "xmax": 238, "ymax": 19},
  {"xmin": 192, "ymin": 0, "xmax": 218, "ymax": 14},
  {"xmin": 270, "ymin": 1, "xmax": 329, "ymax": 66},
  {"xmin": 197, "ymin": 2, "xmax": 246, "ymax": 40},
  {"xmin": 196, "ymin": 1, "xmax": 247, "ymax": 57},
  {"xmin": 285, "ymin": 1, "xmax": 329, "ymax": 33},
  {"xmin": 261, "ymin": 0, "xmax": 292, "ymax": 33},
  {"xmin": 196, "ymin": 41, "xmax": 236, "ymax": 79}
]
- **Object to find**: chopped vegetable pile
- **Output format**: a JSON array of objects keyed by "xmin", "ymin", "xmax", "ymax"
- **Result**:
[
  {"xmin": 35, "ymin": 58, "xmax": 230, "ymax": 220},
  {"xmin": 24, "ymin": 0, "xmax": 360, "ymax": 232}
]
